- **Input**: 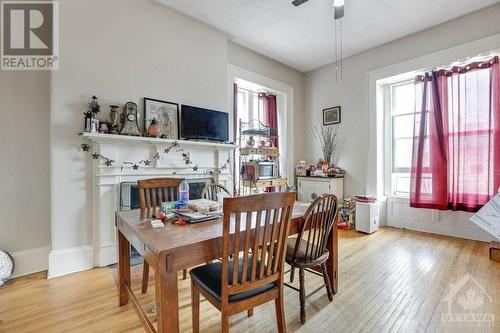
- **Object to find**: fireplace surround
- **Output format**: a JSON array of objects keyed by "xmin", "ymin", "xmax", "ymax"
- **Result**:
[
  {"xmin": 82, "ymin": 133, "xmax": 237, "ymax": 267},
  {"xmin": 119, "ymin": 178, "xmax": 214, "ymax": 210}
]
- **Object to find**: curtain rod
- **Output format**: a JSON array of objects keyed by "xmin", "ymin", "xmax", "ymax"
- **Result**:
[
  {"xmin": 236, "ymin": 86, "xmax": 276, "ymax": 96},
  {"xmin": 418, "ymin": 52, "xmax": 499, "ymax": 73}
]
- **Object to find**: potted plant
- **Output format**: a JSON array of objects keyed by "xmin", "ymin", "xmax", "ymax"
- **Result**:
[{"xmin": 313, "ymin": 125, "xmax": 340, "ymax": 170}]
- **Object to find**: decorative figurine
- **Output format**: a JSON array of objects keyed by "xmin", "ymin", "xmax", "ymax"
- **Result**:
[
  {"xmin": 246, "ymin": 136, "xmax": 255, "ymax": 147},
  {"xmin": 108, "ymin": 105, "xmax": 120, "ymax": 134},
  {"xmin": 89, "ymin": 96, "xmax": 100, "ymax": 115},
  {"xmin": 109, "ymin": 105, "xmax": 119, "ymax": 127},
  {"xmin": 99, "ymin": 122, "xmax": 109, "ymax": 134},
  {"xmin": 119, "ymin": 102, "xmax": 141, "ymax": 136},
  {"xmin": 90, "ymin": 118, "xmax": 99, "ymax": 133},
  {"xmin": 147, "ymin": 118, "xmax": 161, "ymax": 137},
  {"xmin": 84, "ymin": 110, "xmax": 93, "ymax": 132}
]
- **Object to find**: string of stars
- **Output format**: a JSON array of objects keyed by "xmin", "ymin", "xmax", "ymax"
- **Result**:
[{"xmin": 81, "ymin": 141, "xmax": 231, "ymax": 174}]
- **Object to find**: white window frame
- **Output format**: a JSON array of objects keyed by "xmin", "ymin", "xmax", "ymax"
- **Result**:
[
  {"xmin": 383, "ymin": 79, "xmax": 415, "ymax": 197},
  {"xmin": 366, "ymin": 33, "xmax": 500, "ymax": 200}
]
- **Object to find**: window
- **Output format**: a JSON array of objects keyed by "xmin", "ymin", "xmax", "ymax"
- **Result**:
[{"xmin": 385, "ymin": 80, "xmax": 416, "ymax": 196}]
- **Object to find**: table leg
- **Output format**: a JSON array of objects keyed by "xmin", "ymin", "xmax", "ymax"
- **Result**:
[
  {"xmin": 326, "ymin": 223, "xmax": 338, "ymax": 294},
  {"xmin": 118, "ymin": 230, "xmax": 131, "ymax": 306},
  {"xmin": 155, "ymin": 254, "xmax": 179, "ymax": 332}
]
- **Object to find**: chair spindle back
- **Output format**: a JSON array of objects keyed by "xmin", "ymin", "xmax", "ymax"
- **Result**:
[
  {"xmin": 201, "ymin": 183, "xmax": 231, "ymax": 201},
  {"xmin": 221, "ymin": 192, "xmax": 296, "ymax": 300},
  {"xmin": 137, "ymin": 178, "xmax": 182, "ymax": 218},
  {"xmin": 292, "ymin": 194, "xmax": 338, "ymax": 263}
]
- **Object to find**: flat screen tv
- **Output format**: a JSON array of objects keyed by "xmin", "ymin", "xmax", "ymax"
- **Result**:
[{"xmin": 180, "ymin": 105, "xmax": 229, "ymax": 142}]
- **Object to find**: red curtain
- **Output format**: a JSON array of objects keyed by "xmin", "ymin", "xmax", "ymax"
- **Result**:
[
  {"xmin": 410, "ymin": 56, "xmax": 500, "ymax": 212},
  {"xmin": 259, "ymin": 93, "xmax": 278, "ymax": 147},
  {"xmin": 259, "ymin": 93, "xmax": 278, "ymax": 192}
]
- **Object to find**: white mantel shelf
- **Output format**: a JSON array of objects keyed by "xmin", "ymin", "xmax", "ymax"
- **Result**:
[{"xmin": 80, "ymin": 132, "xmax": 238, "ymax": 150}]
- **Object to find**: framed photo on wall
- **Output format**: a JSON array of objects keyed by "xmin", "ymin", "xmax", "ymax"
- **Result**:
[
  {"xmin": 144, "ymin": 98, "xmax": 179, "ymax": 139},
  {"xmin": 323, "ymin": 106, "xmax": 341, "ymax": 125}
]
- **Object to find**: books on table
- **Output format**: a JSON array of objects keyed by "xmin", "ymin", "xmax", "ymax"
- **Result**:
[{"xmin": 174, "ymin": 199, "xmax": 222, "ymax": 223}]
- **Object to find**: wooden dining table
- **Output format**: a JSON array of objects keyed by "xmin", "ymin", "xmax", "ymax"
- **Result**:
[{"xmin": 115, "ymin": 201, "xmax": 338, "ymax": 333}]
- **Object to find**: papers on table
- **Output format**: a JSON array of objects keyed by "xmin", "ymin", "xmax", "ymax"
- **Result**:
[
  {"xmin": 470, "ymin": 193, "xmax": 500, "ymax": 240},
  {"xmin": 174, "ymin": 199, "xmax": 223, "ymax": 223}
]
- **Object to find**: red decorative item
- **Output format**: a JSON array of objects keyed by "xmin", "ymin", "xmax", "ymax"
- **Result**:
[
  {"xmin": 338, "ymin": 221, "xmax": 350, "ymax": 230},
  {"xmin": 176, "ymin": 218, "xmax": 187, "ymax": 225},
  {"xmin": 156, "ymin": 212, "xmax": 166, "ymax": 222},
  {"xmin": 147, "ymin": 118, "xmax": 161, "ymax": 137}
]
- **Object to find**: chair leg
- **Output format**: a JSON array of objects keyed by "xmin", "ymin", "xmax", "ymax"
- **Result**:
[
  {"xmin": 221, "ymin": 312, "xmax": 229, "ymax": 333},
  {"xmin": 290, "ymin": 266, "xmax": 296, "ymax": 283},
  {"xmin": 141, "ymin": 261, "xmax": 149, "ymax": 294},
  {"xmin": 191, "ymin": 280, "xmax": 200, "ymax": 333},
  {"xmin": 275, "ymin": 291, "xmax": 286, "ymax": 333},
  {"xmin": 321, "ymin": 263, "xmax": 334, "ymax": 301},
  {"xmin": 299, "ymin": 268, "xmax": 306, "ymax": 324},
  {"xmin": 247, "ymin": 308, "xmax": 254, "ymax": 317},
  {"xmin": 183, "ymin": 269, "xmax": 187, "ymax": 280}
]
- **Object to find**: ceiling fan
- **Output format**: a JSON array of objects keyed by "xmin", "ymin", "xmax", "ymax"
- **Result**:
[
  {"xmin": 292, "ymin": 0, "xmax": 345, "ymax": 81},
  {"xmin": 292, "ymin": 0, "xmax": 344, "ymax": 19}
]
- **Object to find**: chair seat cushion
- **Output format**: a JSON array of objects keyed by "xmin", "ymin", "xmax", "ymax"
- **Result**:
[
  {"xmin": 286, "ymin": 237, "xmax": 329, "ymax": 264},
  {"xmin": 190, "ymin": 255, "xmax": 276, "ymax": 303}
]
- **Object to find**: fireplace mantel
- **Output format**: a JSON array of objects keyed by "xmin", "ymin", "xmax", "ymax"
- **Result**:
[
  {"xmin": 83, "ymin": 132, "xmax": 237, "ymax": 267},
  {"xmin": 81, "ymin": 132, "xmax": 237, "ymax": 150}
]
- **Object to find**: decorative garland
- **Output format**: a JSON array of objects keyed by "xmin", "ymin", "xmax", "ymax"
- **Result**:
[{"xmin": 81, "ymin": 141, "xmax": 231, "ymax": 175}]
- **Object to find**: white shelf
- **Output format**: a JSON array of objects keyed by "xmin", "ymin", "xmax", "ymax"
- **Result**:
[{"xmin": 80, "ymin": 132, "xmax": 238, "ymax": 150}]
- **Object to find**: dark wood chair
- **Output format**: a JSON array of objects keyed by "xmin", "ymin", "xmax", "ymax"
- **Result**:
[
  {"xmin": 285, "ymin": 194, "xmax": 338, "ymax": 324},
  {"xmin": 201, "ymin": 183, "xmax": 232, "ymax": 201},
  {"xmin": 190, "ymin": 192, "xmax": 296, "ymax": 333},
  {"xmin": 201, "ymin": 183, "xmax": 233, "ymax": 264},
  {"xmin": 137, "ymin": 177, "xmax": 186, "ymax": 294}
]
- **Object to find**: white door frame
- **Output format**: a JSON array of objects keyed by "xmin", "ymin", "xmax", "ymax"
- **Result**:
[{"xmin": 227, "ymin": 64, "xmax": 295, "ymax": 185}]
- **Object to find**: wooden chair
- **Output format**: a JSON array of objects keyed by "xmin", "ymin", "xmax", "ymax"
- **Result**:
[
  {"xmin": 190, "ymin": 192, "xmax": 296, "ymax": 333},
  {"xmin": 202, "ymin": 183, "xmax": 233, "ymax": 264},
  {"xmin": 137, "ymin": 177, "xmax": 186, "ymax": 294},
  {"xmin": 201, "ymin": 183, "xmax": 232, "ymax": 201},
  {"xmin": 285, "ymin": 194, "xmax": 338, "ymax": 324}
]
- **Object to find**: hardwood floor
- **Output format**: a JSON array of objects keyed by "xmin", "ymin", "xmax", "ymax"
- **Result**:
[{"xmin": 1, "ymin": 227, "xmax": 499, "ymax": 332}]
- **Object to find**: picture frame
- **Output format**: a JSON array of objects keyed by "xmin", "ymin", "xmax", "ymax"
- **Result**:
[
  {"xmin": 323, "ymin": 106, "xmax": 341, "ymax": 125},
  {"xmin": 144, "ymin": 98, "xmax": 179, "ymax": 139}
]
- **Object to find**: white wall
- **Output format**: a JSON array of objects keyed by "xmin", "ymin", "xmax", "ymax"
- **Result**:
[
  {"xmin": 303, "ymin": 4, "xmax": 500, "ymax": 240},
  {"xmin": 0, "ymin": 71, "xmax": 51, "ymax": 277}
]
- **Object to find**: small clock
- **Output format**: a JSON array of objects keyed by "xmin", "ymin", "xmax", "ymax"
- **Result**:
[{"xmin": 120, "ymin": 102, "xmax": 142, "ymax": 136}]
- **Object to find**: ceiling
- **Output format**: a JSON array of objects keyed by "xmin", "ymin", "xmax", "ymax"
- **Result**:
[{"xmin": 156, "ymin": 0, "xmax": 500, "ymax": 72}]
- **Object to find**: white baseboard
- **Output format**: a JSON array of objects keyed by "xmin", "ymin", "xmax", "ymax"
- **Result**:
[
  {"xmin": 386, "ymin": 197, "xmax": 492, "ymax": 242},
  {"xmin": 10, "ymin": 246, "xmax": 51, "ymax": 278},
  {"xmin": 48, "ymin": 246, "xmax": 93, "ymax": 278},
  {"xmin": 96, "ymin": 244, "xmax": 117, "ymax": 267}
]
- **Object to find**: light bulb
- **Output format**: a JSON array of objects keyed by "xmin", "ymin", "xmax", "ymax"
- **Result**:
[{"xmin": 333, "ymin": 0, "xmax": 344, "ymax": 7}]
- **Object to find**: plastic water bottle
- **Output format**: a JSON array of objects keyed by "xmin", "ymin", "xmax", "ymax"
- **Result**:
[{"xmin": 178, "ymin": 178, "xmax": 189, "ymax": 205}]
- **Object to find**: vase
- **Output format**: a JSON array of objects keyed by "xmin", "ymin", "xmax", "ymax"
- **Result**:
[
  {"xmin": 246, "ymin": 136, "xmax": 255, "ymax": 147},
  {"xmin": 148, "ymin": 118, "xmax": 161, "ymax": 137}
]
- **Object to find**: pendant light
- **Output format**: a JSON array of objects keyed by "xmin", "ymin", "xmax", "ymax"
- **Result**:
[{"xmin": 333, "ymin": 0, "xmax": 344, "ymax": 81}]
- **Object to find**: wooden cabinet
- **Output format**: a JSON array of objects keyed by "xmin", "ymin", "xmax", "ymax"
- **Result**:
[{"xmin": 297, "ymin": 177, "xmax": 344, "ymax": 203}]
